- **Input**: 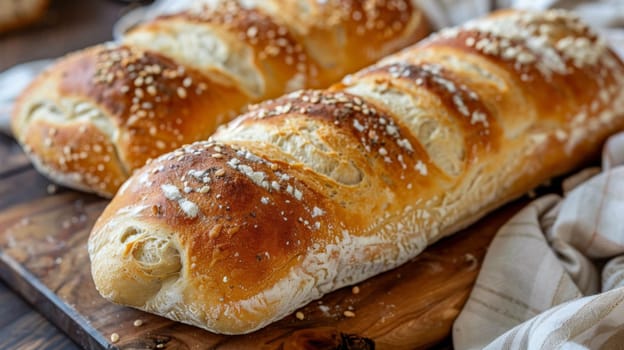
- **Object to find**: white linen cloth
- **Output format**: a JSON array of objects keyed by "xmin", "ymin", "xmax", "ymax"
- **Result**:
[
  {"xmin": 0, "ymin": 59, "xmax": 52, "ymax": 135},
  {"xmin": 452, "ymin": 132, "xmax": 624, "ymax": 349}
]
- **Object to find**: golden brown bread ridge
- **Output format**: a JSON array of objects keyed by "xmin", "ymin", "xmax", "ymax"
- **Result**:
[
  {"xmin": 88, "ymin": 9, "xmax": 624, "ymax": 334},
  {"xmin": 11, "ymin": 0, "xmax": 429, "ymax": 197}
]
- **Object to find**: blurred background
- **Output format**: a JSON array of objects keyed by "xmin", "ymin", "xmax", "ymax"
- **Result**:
[{"xmin": 0, "ymin": 0, "xmax": 153, "ymax": 71}]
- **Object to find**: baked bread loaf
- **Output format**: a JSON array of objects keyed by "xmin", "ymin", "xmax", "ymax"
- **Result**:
[
  {"xmin": 88, "ymin": 9, "xmax": 624, "ymax": 334},
  {"xmin": 11, "ymin": 0, "xmax": 429, "ymax": 197},
  {"xmin": 0, "ymin": 0, "xmax": 49, "ymax": 34}
]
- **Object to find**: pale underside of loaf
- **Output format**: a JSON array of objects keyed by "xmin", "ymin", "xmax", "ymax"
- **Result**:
[
  {"xmin": 12, "ymin": 0, "xmax": 428, "ymax": 197},
  {"xmin": 89, "ymin": 10, "xmax": 624, "ymax": 334}
]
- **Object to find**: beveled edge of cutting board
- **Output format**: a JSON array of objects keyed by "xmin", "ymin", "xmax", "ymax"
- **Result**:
[{"xmin": 0, "ymin": 249, "xmax": 112, "ymax": 350}]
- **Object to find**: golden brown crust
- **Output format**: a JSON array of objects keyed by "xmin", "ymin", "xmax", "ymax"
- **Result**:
[
  {"xmin": 13, "ymin": 0, "xmax": 429, "ymax": 197},
  {"xmin": 351, "ymin": 63, "xmax": 500, "ymax": 153},
  {"xmin": 0, "ymin": 0, "xmax": 49, "ymax": 34},
  {"xmin": 13, "ymin": 44, "xmax": 249, "ymax": 196},
  {"xmin": 19, "ymin": 119, "xmax": 128, "ymax": 195},
  {"xmin": 89, "ymin": 10, "xmax": 624, "ymax": 334},
  {"xmin": 150, "ymin": 3, "xmax": 316, "ymax": 98}
]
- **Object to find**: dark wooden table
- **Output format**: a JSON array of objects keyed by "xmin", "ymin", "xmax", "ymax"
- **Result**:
[{"xmin": 0, "ymin": 1, "xmax": 137, "ymax": 348}]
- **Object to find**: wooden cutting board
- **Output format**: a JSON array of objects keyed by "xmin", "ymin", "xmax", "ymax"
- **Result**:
[{"xmin": 0, "ymin": 144, "xmax": 528, "ymax": 350}]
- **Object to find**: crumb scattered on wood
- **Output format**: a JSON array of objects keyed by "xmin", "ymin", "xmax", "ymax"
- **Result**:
[
  {"xmin": 110, "ymin": 333, "xmax": 120, "ymax": 343},
  {"xmin": 46, "ymin": 184, "xmax": 57, "ymax": 194},
  {"xmin": 343, "ymin": 310, "xmax": 356, "ymax": 318},
  {"xmin": 465, "ymin": 253, "xmax": 478, "ymax": 271}
]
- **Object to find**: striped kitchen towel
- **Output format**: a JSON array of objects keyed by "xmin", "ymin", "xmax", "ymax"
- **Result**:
[{"xmin": 453, "ymin": 132, "xmax": 624, "ymax": 349}]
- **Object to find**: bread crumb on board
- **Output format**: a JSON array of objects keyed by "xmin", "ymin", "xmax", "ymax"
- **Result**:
[
  {"xmin": 46, "ymin": 184, "xmax": 57, "ymax": 194},
  {"xmin": 110, "ymin": 332, "xmax": 120, "ymax": 343},
  {"xmin": 343, "ymin": 310, "xmax": 356, "ymax": 318}
]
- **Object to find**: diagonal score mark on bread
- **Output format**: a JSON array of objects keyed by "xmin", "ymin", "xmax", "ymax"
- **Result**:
[
  {"xmin": 89, "ymin": 9, "xmax": 624, "ymax": 334},
  {"xmin": 12, "ymin": 0, "xmax": 429, "ymax": 197}
]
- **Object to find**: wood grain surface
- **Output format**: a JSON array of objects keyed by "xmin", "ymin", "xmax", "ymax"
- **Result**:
[
  {"xmin": 0, "ymin": 274, "xmax": 78, "ymax": 350},
  {"xmin": 0, "ymin": 137, "xmax": 528, "ymax": 350},
  {"xmin": 0, "ymin": 133, "xmax": 79, "ymax": 350},
  {"xmin": 0, "ymin": 3, "xmax": 131, "ymax": 347}
]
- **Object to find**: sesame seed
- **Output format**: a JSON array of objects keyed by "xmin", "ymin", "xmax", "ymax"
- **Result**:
[
  {"xmin": 295, "ymin": 311, "xmax": 305, "ymax": 320},
  {"xmin": 271, "ymin": 181, "xmax": 280, "ymax": 191},
  {"xmin": 133, "ymin": 319, "xmax": 143, "ymax": 327},
  {"xmin": 183, "ymin": 77, "xmax": 192, "ymax": 87},
  {"xmin": 353, "ymin": 119, "xmax": 365, "ymax": 132},
  {"xmin": 352, "ymin": 286, "xmax": 360, "ymax": 294},
  {"xmin": 215, "ymin": 169, "xmax": 226, "ymax": 177},
  {"xmin": 343, "ymin": 310, "xmax": 356, "ymax": 318},
  {"xmin": 177, "ymin": 87, "xmax": 187, "ymax": 99},
  {"xmin": 247, "ymin": 26, "xmax": 258, "ymax": 38}
]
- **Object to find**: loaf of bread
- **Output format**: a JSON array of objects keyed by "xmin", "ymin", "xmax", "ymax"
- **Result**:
[
  {"xmin": 11, "ymin": 0, "xmax": 428, "ymax": 197},
  {"xmin": 0, "ymin": 0, "xmax": 49, "ymax": 34},
  {"xmin": 88, "ymin": 9, "xmax": 624, "ymax": 334}
]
